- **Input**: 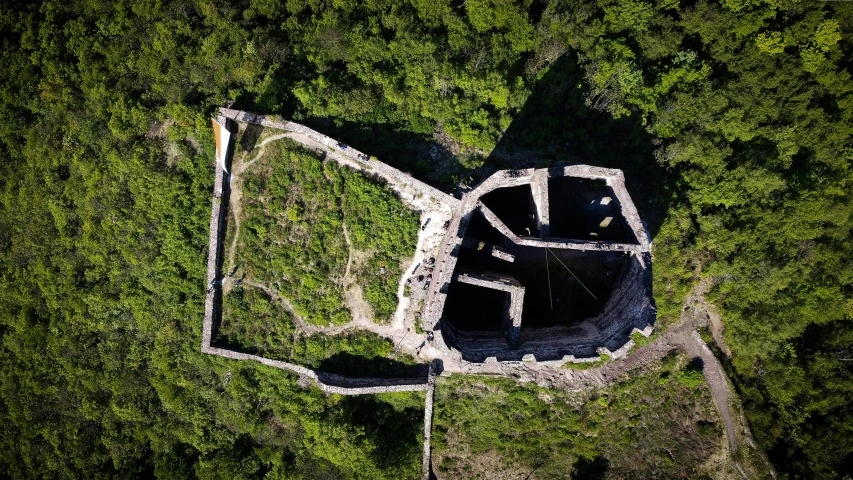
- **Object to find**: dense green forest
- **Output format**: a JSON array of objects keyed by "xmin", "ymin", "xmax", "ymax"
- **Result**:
[{"xmin": 0, "ymin": 0, "xmax": 851, "ymax": 478}]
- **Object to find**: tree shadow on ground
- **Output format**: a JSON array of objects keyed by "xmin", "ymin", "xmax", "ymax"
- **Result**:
[
  {"xmin": 483, "ymin": 53, "xmax": 677, "ymax": 240},
  {"xmin": 687, "ymin": 356, "xmax": 705, "ymax": 372},
  {"xmin": 338, "ymin": 394, "xmax": 425, "ymax": 471},
  {"xmin": 297, "ymin": 53, "xmax": 677, "ymax": 239},
  {"xmin": 573, "ymin": 456, "xmax": 610, "ymax": 479},
  {"xmin": 316, "ymin": 351, "xmax": 430, "ymax": 379},
  {"xmin": 301, "ymin": 116, "xmax": 468, "ymax": 194},
  {"xmin": 238, "ymin": 123, "xmax": 264, "ymax": 153}
]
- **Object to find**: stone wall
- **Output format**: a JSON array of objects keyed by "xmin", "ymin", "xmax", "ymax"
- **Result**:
[
  {"xmin": 422, "ymin": 363, "xmax": 437, "ymax": 479},
  {"xmin": 201, "ymin": 142, "xmax": 225, "ymax": 351},
  {"xmin": 201, "ymin": 113, "xmax": 431, "ymax": 395},
  {"xmin": 425, "ymin": 165, "xmax": 654, "ymax": 358},
  {"xmin": 203, "ymin": 346, "xmax": 430, "ymax": 394},
  {"xmin": 530, "ymin": 169, "xmax": 550, "ymax": 238},
  {"xmin": 554, "ymin": 165, "xmax": 650, "ymax": 248},
  {"xmin": 437, "ymin": 252, "xmax": 654, "ymax": 362},
  {"xmin": 424, "ymin": 200, "xmax": 478, "ymax": 327},
  {"xmin": 218, "ymin": 108, "xmax": 459, "ymax": 209}
]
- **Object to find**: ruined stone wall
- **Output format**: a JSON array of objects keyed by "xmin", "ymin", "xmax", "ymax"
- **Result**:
[
  {"xmin": 204, "ymin": 346, "xmax": 430, "ymax": 394},
  {"xmin": 530, "ymin": 169, "xmax": 550, "ymax": 238},
  {"xmin": 426, "ymin": 165, "xmax": 653, "ymax": 356},
  {"xmin": 424, "ymin": 200, "xmax": 478, "ymax": 327},
  {"xmin": 515, "ymin": 237, "xmax": 646, "ymax": 254},
  {"xmin": 476, "ymin": 203, "xmax": 519, "ymax": 243},
  {"xmin": 478, "ymin": 201, "xmax": 644, "ymax": 253},
  {"xmin": 218, "ymin": 108, "xmax": 458, "ymax": 209},
  {"xmin": 201, "ymin": 150, "xmax": 225, "ymax": 351},
  {"xmin": 555, "ymin": 165, "xmax": 650, "ymax": 248},
  {"xmin": 590, "ymin": 253, "xmax": 655, "ymax": 350},
  {"xmin": 437, "ymin": 253, "xmax": 653, "ymax": 362},
  {"xmin": 456, "ymin": 271, "xmax": 524, "ymax": 348},
  {"xmin": 201, "ymin": 115, "xmax": 431, "ymax": 395},
  {"xmin": 422, "ymin": 365, "xmax": 437, "ymax": 480},
  {"xmin": 456, "ymin": 270, "xmax": 523, "ymax": 293}
]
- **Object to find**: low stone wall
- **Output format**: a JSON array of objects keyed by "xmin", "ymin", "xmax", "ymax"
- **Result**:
[
  {"xmin": 422, "ymin": 364, "xmax": 437, "ymax": 479},
  {"xmin": 456, "ymin": 270, "xmax": 525, "ymax": 348},
  {"xmin": 201, "ymin": 150, "xmax": 225, "ymax": 351},
  {"xmin": 477, "ymin": 188, "xmax": 647, "ymax": 254},
  {"xmin": 218, "ymin": 108, "xmax": 459, "ymax": 209},
  {"xmin": 204, "ymin": 346, "xmax": 430, "ymax": 394},
  {"xmin": 477, "ymin": 202, "xmax": 520, "ymax": 243},
  {"xmin": 515, "ymin": 236, "xmax": 646, "ymax": 254},
  {"xmin": 492, "ymin": 248, "xmax": 515, "ymax": 262},
  {"xmin": 530, "ymin": 169, "xmax": 550, "ymax": 238},
  {"xmin": 456, "ymin": 270, "xmax": 523, "ymax": 293}
]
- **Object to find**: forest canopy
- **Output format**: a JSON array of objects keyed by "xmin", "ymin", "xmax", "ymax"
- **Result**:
[{"xmin": 0, "ymin": 0, "xmax": 851, "ymax": 478}]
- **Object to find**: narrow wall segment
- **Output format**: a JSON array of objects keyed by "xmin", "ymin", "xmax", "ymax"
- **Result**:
[
  {"xmin": 218, "ymin": 108, "xmax": 459, "ymax": 210},
  {"xmin": 530, "ymin": 169, "xmax": 550, "ymax": 238},
  {"xmin": 456, "ymin": 271, "xmax": 524, "ymax": 348},
  {"xmin": 422, "ymin": 363, "xmax": 437, "ymax": 479},
  {"xmin": 202, "ymin": 119, "xmax": 226, "ymax": 351}
]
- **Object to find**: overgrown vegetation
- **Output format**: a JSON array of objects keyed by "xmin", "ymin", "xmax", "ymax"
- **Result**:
[
  {"xmin": 0, "ymin": 0, "xmax": 851, "ymax": 477},
  {"xmin": 433, "ymin": 352, "xmax": 723, "ymax": 479},
  {"xmin": 217, "ymin": 285, "xmax": 422, "ymax": 378},
  {"xmin": 234, "ymin": 139, "xmax": 418, "ymax": 325},
  {"xmin": 218, "ymin": 285, "xmax": 296, "ymax": 357}
]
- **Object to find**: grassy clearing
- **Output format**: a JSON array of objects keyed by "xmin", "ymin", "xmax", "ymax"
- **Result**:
[
  {"xmin": 230, "ymin": 137, "xmax": 418, "ymax": 325},
  {"xmin": 433, "ymin": 352, "xmax": 724, "ymax": 479}
]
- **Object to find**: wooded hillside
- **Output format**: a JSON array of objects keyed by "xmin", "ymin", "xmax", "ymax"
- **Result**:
[{"xmin": 0, "ymin": 0, "xmax": 851, "ymax": 478}]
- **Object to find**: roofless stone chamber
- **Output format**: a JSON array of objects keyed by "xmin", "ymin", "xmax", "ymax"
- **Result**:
[{"xmin": 428, "ymin": 166, "xmax": 655, "ymax": 363}]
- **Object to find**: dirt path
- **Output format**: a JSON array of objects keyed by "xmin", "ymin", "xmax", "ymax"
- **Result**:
[
  {"xmin": 708, "ymin": 301, "xmax": 733, "ymax": 358},
  {"xmin": 241, "ymin": 279, "xmax": 315, "ymax": 333},
  {"xmin": 234, "ymin": 133, "xmax": 290, "ymax": 176},
  {"xmin": 340, "ymin": 224, "xmax": 376, "ymax": 324},
  {"xmin": 237, "ymin": 276, "xmax": 415, "ymax": 343},
  {"xmin": 223, "ymin": 129, "xmax": 447, "ymax": 355},
  {"xmin": 226, "ymin": 133, "xmax": 291, "ymax": 274}
]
